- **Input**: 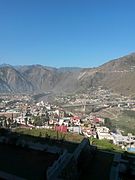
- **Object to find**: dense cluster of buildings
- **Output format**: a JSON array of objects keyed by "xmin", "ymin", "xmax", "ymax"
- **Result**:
[{"xmin": 0, "ymin": 93, "xmax": 135, "ymax": 152}]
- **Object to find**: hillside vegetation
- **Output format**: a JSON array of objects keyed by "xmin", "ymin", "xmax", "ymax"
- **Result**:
[{"xmin": 112, "ymin": 110, "xmax": 135, "ymax": 135}]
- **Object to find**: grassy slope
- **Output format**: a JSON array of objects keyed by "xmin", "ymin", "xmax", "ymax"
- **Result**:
[
  {"xmin": 92, "ymin": 138, "xmax": 123, "ymax": 152},
  {"xmin": 14, "ymin": 128, "xmax": 84, "ymax": 143},
  {"xmin": 112, "ymin": 110, "xmax": 135, "ymax": 135},
  {"xmin": 92, "ymin": 108, "xmax": 135, "ymax": 135},
  {"xmin": 14, "ymin": 128, "xmax": 122, "ymax": 152}
]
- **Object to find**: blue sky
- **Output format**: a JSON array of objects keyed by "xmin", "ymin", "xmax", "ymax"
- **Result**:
[{"xmin": 0, "ymin": 0, "xmax": 135, "ymax": 68}]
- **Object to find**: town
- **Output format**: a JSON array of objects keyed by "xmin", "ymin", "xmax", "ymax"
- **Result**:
[{"xmin": 0, "ymin": 88, "xmax": 135, "ymax": 153}]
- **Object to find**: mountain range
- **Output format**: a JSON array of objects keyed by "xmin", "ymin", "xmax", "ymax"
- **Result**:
[{"xmin": 0, "ymin": 53, "xmax": 135, "ymax": 96}]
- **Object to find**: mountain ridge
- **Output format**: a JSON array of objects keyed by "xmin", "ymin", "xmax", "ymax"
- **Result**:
[{"xmin": 0, "ymin": 53, "xmax": 135, "ymax": 95}]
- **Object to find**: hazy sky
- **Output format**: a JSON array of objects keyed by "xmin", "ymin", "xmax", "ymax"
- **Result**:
[{"xmin": 0, "ymin": 0, "xmax": 135, "ymax": 67}]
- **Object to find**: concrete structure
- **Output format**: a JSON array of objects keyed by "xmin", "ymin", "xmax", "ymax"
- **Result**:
[{"xmin": 96, "ymin": 126, "xmax": 114, "ymax": 141}]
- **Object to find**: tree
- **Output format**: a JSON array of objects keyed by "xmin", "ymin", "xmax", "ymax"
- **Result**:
[
  {"xmin": 32, "ymin": 115, "xmax": 42, "ymax": 126},
  {"xmin": 25, "ymin": 117, "xmax": 28, "ymax": 125},
  {"xmin": 0, "ymin": 116, "xmax": 6, "ymax": 127},
  {"xmin": 104, "ymin": 118, "xmax": 112, "ymax": 127},
  {"xmin": 45, "ymin": 111, "xmax": 50, "ymax": 125}
]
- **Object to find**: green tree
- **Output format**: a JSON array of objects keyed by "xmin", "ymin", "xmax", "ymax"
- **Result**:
[{"xmin": 32, "ymin": 116, "xmax": 42, "ymax": 126}]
